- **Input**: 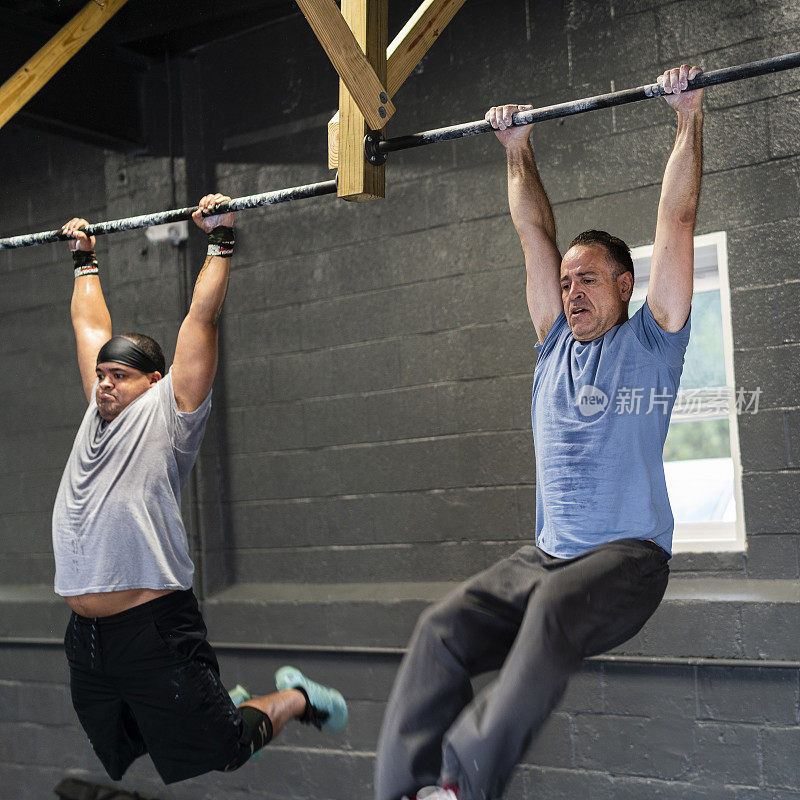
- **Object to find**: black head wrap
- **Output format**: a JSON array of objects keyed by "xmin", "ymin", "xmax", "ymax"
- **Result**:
[{"xmin": 96, "ymin": 336, "xmax": 162, "ymax": 375}]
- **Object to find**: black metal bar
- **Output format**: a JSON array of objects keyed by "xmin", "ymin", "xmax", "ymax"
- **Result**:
[
  {"xmin": 5, "ymin": 51, "xmax": 800, "ymax": 250},
  {"xmin": 0, "ymin": 178, "xmax": 339, "ymax": 250},
  {"xmin": 377, "ymin": 50, "xmax": 800, "ymax": 154}
]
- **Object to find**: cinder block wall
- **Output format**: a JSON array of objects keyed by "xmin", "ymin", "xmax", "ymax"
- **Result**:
[{"xmin": 2, "ymin": 1, "xmax": 800, "ymax": 798}]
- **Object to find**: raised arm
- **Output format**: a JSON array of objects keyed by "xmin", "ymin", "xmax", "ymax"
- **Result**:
[
  {"xmin": 171, "ymin": 193, "xmax": 234, "ymax": 412},
  {"xmin": 486, "ymin": 104, "xmax": 563, "ymax": 344},
  {"xmin": 63, "ymin": 218, "xmax": 112, "ymax": 402},
  {"xmin": 648, "ymin": 64, "xmax": 704, "ymax": 332}
]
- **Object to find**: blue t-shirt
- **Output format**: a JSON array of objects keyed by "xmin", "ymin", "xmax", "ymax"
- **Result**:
[{"xmin": 532, "ymin": 300, "xmax": 690, "ymax": 558}]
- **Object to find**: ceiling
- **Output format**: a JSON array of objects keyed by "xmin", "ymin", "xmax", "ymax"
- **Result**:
[
  {"xmin": 0, "ymin": 1, "xmax": 301, "ymax": 55},
  {"xmin": 0, "ymin": 0, "xmax": 305, "ymax": 150}
]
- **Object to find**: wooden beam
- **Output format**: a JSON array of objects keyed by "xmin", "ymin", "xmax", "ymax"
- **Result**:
[
  {"xmin": 296, "ymin": 0, "xmax": 395, "ymax": 131},
  {"xmin": 386, "ymin": 0, "xmax": 468, "ymax": 98},
  {"xmin": 0, "ymin": 0, "xmax": 131, "ymax": 132},
  {"xmin": 328, "ymin": 0, "xmax": 467, "ymax": 172},
  {"xmin": 337, "ymin": 0, "xmax": 387, "ymax": 201}
]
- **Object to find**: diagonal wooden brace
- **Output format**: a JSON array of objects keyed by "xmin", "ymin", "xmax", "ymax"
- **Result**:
[
  {"xmin": 386, "ymin": 0, "xmax": 468, "ymax": 97},
  {"xmin": 0, "ymin": 0, "xmax": 130, "ymax": 132},
  {"xmin": 296, "ymin": 0, "xmax": 395, "ymax": 131}
]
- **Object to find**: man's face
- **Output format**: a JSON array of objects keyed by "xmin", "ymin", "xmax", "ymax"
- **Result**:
[
  {"xmin": 95, "ymin": 362, "xmax": 160, "ymax": 421},
  {"xmin": 560, "ymin": 244, "xmax": 633, "ymax": 342}
]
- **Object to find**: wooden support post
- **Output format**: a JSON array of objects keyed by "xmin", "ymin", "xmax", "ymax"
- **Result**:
[
  {"xmin": 337, "ymin": 0, "xmax": 388, "ymax": 201},
  {"xmin": 0, "ymin": 0, "xmax": 130, "ymax": 132},
  {"xmin": 328, "ymin": 0, "xmax": 467, "ymax": 174},
  {"xmin": 296, "ymin": 0, "xmax": 394, "ymax": 131}
]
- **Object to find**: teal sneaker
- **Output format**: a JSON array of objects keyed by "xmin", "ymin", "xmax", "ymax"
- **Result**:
[
  {"xmin": 228, "ymin": 684, "xmax": 251, "ymax": 707},
  {"xmin": 275, "ymin": 666, "xmax": 348, "ymax": 731}
]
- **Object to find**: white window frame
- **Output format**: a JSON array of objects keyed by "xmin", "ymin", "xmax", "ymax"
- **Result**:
[{"xmin": 629, "ymin": 231, "xmax": 745, "ymax": 553}]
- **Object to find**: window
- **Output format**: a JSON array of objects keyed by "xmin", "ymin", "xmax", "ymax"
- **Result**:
[{"xmin": 629, "ymin": 232, "xmax": 745, "ymax": 552}]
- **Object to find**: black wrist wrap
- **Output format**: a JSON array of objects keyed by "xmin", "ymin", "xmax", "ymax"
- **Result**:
[
  {"xmin": 72, "ymin": 249, "xmax": 99, "ymax": 278},
  {"xmin": 207, "ymin": 225, "xmax": 235, "ymax": 258}
]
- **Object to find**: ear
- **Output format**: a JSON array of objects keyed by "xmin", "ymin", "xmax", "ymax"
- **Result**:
[
  {"xmin": 618, "ymin": 271, "xmax": 634, "ymax": 302},
  {"xmin": 148, "ymin": 371, "xmax": 163, "ymax": 385}
]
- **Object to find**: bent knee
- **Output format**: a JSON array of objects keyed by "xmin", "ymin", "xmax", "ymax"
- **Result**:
[{"xmin": 413, "ymin": 598, "xmax": 454, "ymax": 643}]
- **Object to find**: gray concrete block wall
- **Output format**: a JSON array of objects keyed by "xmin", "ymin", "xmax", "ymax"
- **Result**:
[
  {"xmin": 0, "ymin": 126, "xmax": 108, "ymax": 592},
  {"xmin": 3, "ymin": 0, "xmax": 800, "ymax": 797},
  {"xmin": 210, "ymin": 0, "xmax": 800, "ymax": 585},
  {"xmin": 7, "ymin": 647, "xmax": 800, "ymax": 800}
]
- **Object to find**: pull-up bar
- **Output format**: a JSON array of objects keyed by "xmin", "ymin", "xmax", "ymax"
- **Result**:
[
  {"xmin": 366, "ymin": 50, "xmax": 800, "ymax": 160},
  {"xmin": 0, "ymin": 179, "xmax": 338, "ymax": 250},
  {"xmin": 2, "ymin": 51, "xmax": 800, "ymax": 250}
]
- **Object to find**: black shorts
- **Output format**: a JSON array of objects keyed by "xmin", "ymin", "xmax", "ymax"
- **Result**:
[{"xmin": 64, "ymin": 589, "xmax": 247, "ymax": 784}]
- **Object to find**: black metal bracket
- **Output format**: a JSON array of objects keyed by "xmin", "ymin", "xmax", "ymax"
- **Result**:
[{"xmin": 364, "ymin": 131, "xmax": 387, "ymax": 166}]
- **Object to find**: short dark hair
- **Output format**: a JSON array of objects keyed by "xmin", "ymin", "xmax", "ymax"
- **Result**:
[
  {"xmin": 568, "ymin": 229, "xmax": 634, "ymax": 281},
  {"xmin": 118, "ymin": 332, "xmax": 166, "ymax": 375}
]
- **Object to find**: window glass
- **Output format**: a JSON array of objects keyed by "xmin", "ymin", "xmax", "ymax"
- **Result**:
[{"xmin": 629, "ymin": 232, "xmax": 744, "ymax": 551}]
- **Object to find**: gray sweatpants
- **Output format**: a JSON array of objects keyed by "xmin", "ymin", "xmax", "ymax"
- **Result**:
[{"xmin": 374, "ymin": 538, "xmax": 669, "ymax": 800}]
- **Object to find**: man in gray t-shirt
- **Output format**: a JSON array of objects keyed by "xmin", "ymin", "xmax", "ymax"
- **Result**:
[{"xmin": 55, "ymin": 195, "xmax": 346, "ymax": 785}]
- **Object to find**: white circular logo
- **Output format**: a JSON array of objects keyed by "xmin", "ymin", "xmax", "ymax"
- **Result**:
[{"xmin": 575, "ymin": 384, "xmax": 608, "ymax": 417}]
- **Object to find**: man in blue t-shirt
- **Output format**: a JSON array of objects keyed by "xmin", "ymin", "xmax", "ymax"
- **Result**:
[{"xmin": 375, "ymin": 65, "xmax": 704, "ymax": 800}]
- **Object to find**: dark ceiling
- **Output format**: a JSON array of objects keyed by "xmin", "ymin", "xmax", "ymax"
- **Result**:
[
  {"xmin": 0, "ymin": 1, "xmax": 301, "ymax": 55},
  {"xmin": 0, "ymin": 0, "xmax": 306, "ymax": 150}
]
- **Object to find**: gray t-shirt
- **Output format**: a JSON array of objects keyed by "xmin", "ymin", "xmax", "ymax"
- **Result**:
[{"xmin": 52, "ymin": 370, "xmax": 212, "ymax": 596}]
